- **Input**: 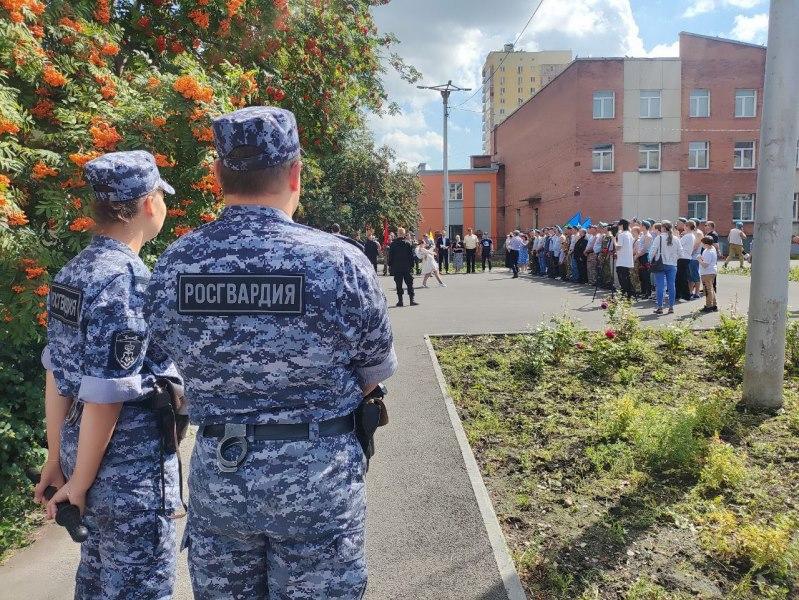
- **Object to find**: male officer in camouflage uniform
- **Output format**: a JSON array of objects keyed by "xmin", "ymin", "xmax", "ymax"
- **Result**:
[
  {"xmin": 145, "ymin": 106, "xmax": 397, "ymax": 599},
  {"xmin": 36, "ymin": 151, "xmax": 182, "ymax": 599}
]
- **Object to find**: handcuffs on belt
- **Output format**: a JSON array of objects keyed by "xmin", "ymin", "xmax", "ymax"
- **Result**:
[{"xmin": 216, "ymin": 423, "xmax": 249, "ymax": 473}]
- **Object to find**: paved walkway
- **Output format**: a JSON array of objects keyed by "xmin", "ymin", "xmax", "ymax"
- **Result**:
[{"xmin": 3, "ymin": 269, "xmax": 797, "ymax": 599}]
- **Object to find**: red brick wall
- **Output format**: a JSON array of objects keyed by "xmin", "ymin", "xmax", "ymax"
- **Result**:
[
  {"xmin": 494, "ymin": 60, "xmax": 625, "ymax": 229},
  {"xmin": 680, "ymin": 34, "xmax": 765, "ymax": 236}
]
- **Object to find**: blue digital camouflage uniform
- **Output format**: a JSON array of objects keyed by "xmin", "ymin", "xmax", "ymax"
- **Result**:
[
  {"xmin": 43, "ymin": 151, "xmax": 181, "ymax": 600},
  {"xmin": 145, "ymin": 106, "xmax": 397, "ymax": 600}
]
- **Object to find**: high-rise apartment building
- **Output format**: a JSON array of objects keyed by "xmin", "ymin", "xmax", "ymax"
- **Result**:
[{"xmin": 482, "ymin": 44, "xmax": 572, "ymax": 153}]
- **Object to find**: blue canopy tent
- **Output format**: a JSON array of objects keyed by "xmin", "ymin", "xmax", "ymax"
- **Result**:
[{"xmin": 580, "ymin": 217, "xmax": 592, "ymax": 228}]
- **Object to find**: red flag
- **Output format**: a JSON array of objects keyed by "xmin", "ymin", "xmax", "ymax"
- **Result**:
[{"xmin": 382, "ymin": 219, "xmax": 389, "ymax": 247}]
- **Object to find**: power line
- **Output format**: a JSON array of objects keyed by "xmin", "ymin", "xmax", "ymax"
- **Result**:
[{"xmin": 453, "ymin": 0, "xmax": 548, "ymax": 110}]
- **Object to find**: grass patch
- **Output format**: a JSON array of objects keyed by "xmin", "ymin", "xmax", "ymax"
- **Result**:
[
  {"xmin": 433, "ymin": 302, "xmax": 799, "ymax": 599},
  {"xmin": 721, "ymin": 264, "xmax": 799, "ymax": 282}
]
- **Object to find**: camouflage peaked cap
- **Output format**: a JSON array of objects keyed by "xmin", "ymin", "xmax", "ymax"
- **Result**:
[
  {"xmin": 85, "ymin": 151, "xmax": 175, "ymax": 203},
  {"xmin": 212, "ymin": 106, "xmax": 301, "ymax": 171}
]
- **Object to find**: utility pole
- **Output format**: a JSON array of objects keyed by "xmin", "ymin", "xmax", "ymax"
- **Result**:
[
  {"xmin": 417, "ymin": 81, "xmax": 471, "ymax": 240},
  {"xmin": 742, "ymin": 0, "xmax": 799, "ymax": 411}
]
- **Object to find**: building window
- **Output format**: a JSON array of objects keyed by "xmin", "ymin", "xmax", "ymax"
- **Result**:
[
  {"xmin": 688, "ymin": 141, "xmax": 709, "ymax": 169},
  {"xmin": 793, "ymin": 193, "xmax": 799, "ymax": 222},
  {"xmin": 517, "ymin": 66, "xmax": 523, "ymax": 74},
  {"xmin": 733, "ymin": 193, "xmax": 755, "ymax": 222},
  {"xmin": 518, "ymin": 98, "xmax": 523, "ymax": 105},
  {"xmin": 688, "ymin": 194, "xmax": 708, "ymax": 221},
  {"xmin": 500, "ymin": 87, "xmax": 505, "ymax": 94},
  {"xmin": 734, "ymin": 141, "xmax": 756, "ymax": 169},
  {"xmin": 500, "ymin": 77, "xmax": 505, "ymax": 84},
  {"xmin": 518, "ymin": 87, "xmax": 522, "ymax": 93},
  {"xmin": 796, "ymin": 140, "xmax": 799, "ymax": 168},
  {"xmin": 530, "ymin": 87, "xmax": 535, "ymax": 93},
  {"xmin": 640, "ymin": 90, "xmax": 662, "ymax": 118},
  {"xmin": 530, "ymin": 76, "xmax": 534, "ymax": 82},
  {"xmin": 689, "ymin": 89, "xmax": 710, "ymax": 117},
  {"xmin": 517, "ymin": 77, "xmax": 522, "ymax": 84},
  {"xmin": 499, "ymin": 109, "xmax": 505, "ymax": 115},
  {"xmin": 639, "ymin": 143, "xmax": 661, "ymax": 171},
  {"xmin": 501, "ymin": 66, "xmax": 505, "ymax": 72},
  {"xmin": 592, "ymin": 144, "xmax": 614, "ymax": 172},
  {"xmin": 735, "ymin": 89, "xmax": 757, "ymax": 117},
  {"xmin": 501, "ymin": 98, "xmax": 505, "ymax": 104},
  {"xmin": 449, "ymin": 183, "xmax": 463, "ymax": 202},
  {"xmin": 593, "ymin": 91, "xmax": 615, "ymax": 119}
]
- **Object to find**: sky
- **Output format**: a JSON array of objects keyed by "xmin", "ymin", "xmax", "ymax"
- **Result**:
[{"xmin": 369, "ymin": 0, "xmax": 770, "ymax": 170}]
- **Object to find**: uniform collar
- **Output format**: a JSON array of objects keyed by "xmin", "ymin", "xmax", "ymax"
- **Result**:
[
  {"xmin": 220, "ymin": 204, "xmax": 294, "ymax": 223},
  {"xmin": 91, "ymin": 235, "xmax": 139, "ymax": 261}
]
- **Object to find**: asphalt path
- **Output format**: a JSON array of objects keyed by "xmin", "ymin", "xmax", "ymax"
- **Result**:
[{"xmin": 2, "ymin": 267, "xmax": 795, "ymax": 599}]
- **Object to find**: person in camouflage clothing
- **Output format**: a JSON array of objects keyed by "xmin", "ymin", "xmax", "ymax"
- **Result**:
[
  {"xmin": 36, "ymin": 151, "xmax": 182, "ymax": 599},
  {"xmin": 145, "ymin": 106, "xmax": 397, "ymax": 599}
]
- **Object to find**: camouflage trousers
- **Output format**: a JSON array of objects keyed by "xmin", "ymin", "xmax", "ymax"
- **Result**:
[
  {"xmin": 60, "ymin": 405, "xmax": 181, "ymax": 600},
  {"xmin": 75, "ymin": 511, "xmax": 176, "ymax": 600},
  {"xmin": 184, "ymin": 430, "xmax": 367, "ymax": 600}
]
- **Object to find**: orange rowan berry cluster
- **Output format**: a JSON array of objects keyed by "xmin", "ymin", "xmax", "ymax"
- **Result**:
[
  {"xmin": 89, "ymin": 121, "xmax": 122, "ymax": 150},
  {"xmin": 32, "ymin": 161, "xmax": 59, "ymax": 179},
  {"xmin": 68, "ymin": 216, "xmax": 95, "ymax": 232},
  {"xmin": 167, "ymin": 208, "xmax": 186, "ymax": 218},
  {"xmin": 94, "ymin": 0, "xmax": 110, "ymax": 24},
  {"xmin": 43, "ymin": 65, "xmax": 68, "ymax": 87},
  {"xmin": 25, "ymin": 266, "xmax": 45, "ymax": 279},
  {"xmin": 69, "ymin": 151, "xmax": 102, "ymax": 167},
  {"xmin": 188, "ymin": 9, "xmax": 210, "ymax": 29},
  {"xmin": 173, "ymin": 225, "xmax": 193, "ymax": 237},
  {"xmin": 173, "ymin": 75, "xmax": 214, "ymax": 102},
  {"xmin": 154, "ymin": 153, "xmax": 175, "ymax": 167},
  {"xmin": 0, "ymin": 119, "xmax": 20, "ymax": 135}
]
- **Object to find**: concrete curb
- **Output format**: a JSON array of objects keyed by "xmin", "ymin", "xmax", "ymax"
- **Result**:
[{"xmin": 424, "ymin": 335, "xmax": 527, "ymax": 600}]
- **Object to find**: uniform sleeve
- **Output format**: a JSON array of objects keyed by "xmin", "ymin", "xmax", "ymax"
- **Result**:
[
  {"xmin": 339, "ymin": 251, "xmax": 397, "ymax": 387},
  {"xmin": 77, "ymin": 274, "xmax": 150, "ymax": 404},
  {"xmin": 41, "ymin": 345, "xmax": 53, "ymax": 370}
]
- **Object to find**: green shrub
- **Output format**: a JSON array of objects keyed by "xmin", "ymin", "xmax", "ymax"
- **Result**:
[
  {"xmin": 518, "ymin": 335, "xmax": 547, "ymax": 382},
  {"xmin": 692, "ymin": 391, "xmax": 737, "ymax": 436},
  {"xmin": 627, "ymin": 404, "xmax": 705, "ymax": 476},
  {"xmin": 0, "ymin": 342, "xmax": 46, "ymax": 557},
  {"xmin": 785, "ymin": 319, "xmax": 799, "ymax": 374},
  {"xmin": 659, "ymin": 323, "xmax": 690, "ymax": 357},
  {"xmin": 606, "ymin": 298, "xmax": 641, "ymax": 342},
  {"xmin": 597, "ymin": 394, "xmax": 638, "ymax": 439},
  {"xmin": 625, "ymin": 577, "xmax": 692, "ymax": 600},
  {"xmin": 738, "ymin": 518, "xmax": 798, "ymax": 577},
  {"xmin": 586, "ymin": 441, "xmax": 636, "ymax": 476},
  {"xmin": 699, "ymin": 436, "xmax": 747, "ymax": 491},
  {"xmin": 711, "ymin": 313, "xmax": 748, "ymax": 380}
]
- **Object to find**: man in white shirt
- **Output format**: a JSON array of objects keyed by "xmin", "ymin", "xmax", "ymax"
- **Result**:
[
  {"xmin": 506, "ymin": 230, "xmax": 523, "ymax": 278},
  {"xmin": 463, "ymin": 227, "xmax": 479, "ymax": 274},
  {"xmin": 614, "ymin": 219, "xmax": 635, "ymax": 299},
  {"xmin": 724, "ymin": 221, "xmax": 747, "ymax": 269}
]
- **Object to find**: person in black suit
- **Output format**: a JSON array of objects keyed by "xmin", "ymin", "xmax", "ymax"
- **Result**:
[{"xmin": 388, "ymin": 227, "xmax": 418, "ymax": 307}]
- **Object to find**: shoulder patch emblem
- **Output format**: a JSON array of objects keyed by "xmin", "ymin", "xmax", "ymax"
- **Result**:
[
  {"xmin": 48, "ymin": 283, "xmax": 83, "ymax": 327},
  {"xmin": 112, "ymin": 330, "xmax": 145, "ymax": 370}
]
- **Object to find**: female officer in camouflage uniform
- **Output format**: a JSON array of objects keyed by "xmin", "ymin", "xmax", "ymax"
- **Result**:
[{"xmin": 35, "ymin": 151, "xmax": 182, "ymax": 599}]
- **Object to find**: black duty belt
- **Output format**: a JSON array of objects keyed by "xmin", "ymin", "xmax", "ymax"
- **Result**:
[
  {"xmin": 201, "ymin": 413, "xmax": 354, "ymax": 441},
  {"xmin": 202, "ymin": 414, "xmax": 355, "ymax": 473}
]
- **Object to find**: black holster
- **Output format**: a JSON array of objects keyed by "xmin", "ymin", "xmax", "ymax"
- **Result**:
[
  {"xmin": 146, "ymin": 379, "xmax": 188, "ymax": 454},
  {"xmin": 354, "ymin": 383, "xmax": 389, "ymax": 472}
]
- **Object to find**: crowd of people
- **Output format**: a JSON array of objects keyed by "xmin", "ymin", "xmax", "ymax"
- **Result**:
[
  {"xmin": 503, "ymin": 217, "xmax": 735, "ymax": 314},
  {"xmin": 358, "ymin": 218, "xmax": 751, "ymax": 314}
]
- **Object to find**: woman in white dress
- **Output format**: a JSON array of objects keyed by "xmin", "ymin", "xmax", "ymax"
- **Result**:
[{"xmin": 417, "ymin": 241, "xmax": 446, "ymax": 288}]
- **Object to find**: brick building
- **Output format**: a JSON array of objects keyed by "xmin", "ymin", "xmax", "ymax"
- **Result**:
[
  {"xmin": 416, "ymin": 155, "xmax": 501, "ymax": 242},
  {"xmin": 491, "ymin": 32, "xmax": 799, "ymax": 241}
]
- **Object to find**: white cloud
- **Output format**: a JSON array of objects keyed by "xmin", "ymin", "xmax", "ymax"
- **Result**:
[
  {"xmin": 645, "ymin": 39, "xmax": 680, "ymax": 57},
  {"xmin": 683, "ymin": 0, "xmax": 763, "ymax": 19},
  {"xmin": 379, "ymin": 130, "xmax": 443, "ymax": 166},
  {"xmin": 729, "ymin": 13, "xmax": 768, "ymax": 43}
]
